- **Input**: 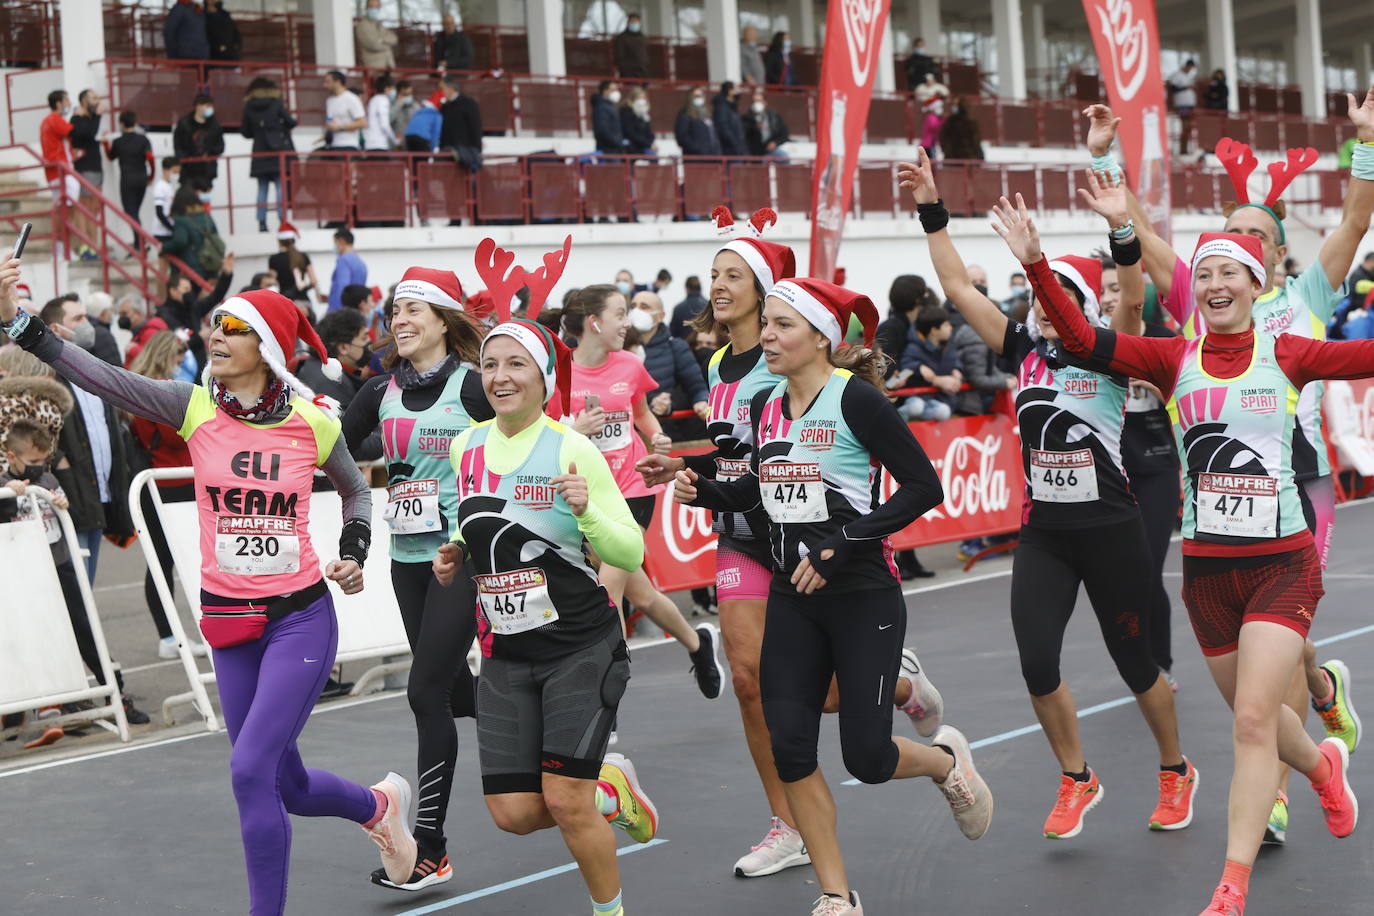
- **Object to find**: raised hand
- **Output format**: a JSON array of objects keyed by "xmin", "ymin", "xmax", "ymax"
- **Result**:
[
  {"xmin": 1076, "ymin": 169, "xmax": 1131, "ymax": 229},
  {"xmin": 1350, "ymin": 83, "xmax": 1374, "ymax": 142},
  {"xmin": 551, "ymin": 461, "xmax": 589, "ymax": 515},
  {"xmin": 1082, "ymin": 104, "xmax": 1121, "ymax": 157},
  {"xmin": 990, "ymin": 194, "xmax": 1042, "ymax": 264},
  {"xmin": 0, "ymin": 253, "xmax": 23, "ymax": 323},
  {"xmin": 896, "ymin": 146, "xmax": 940, "ymax": 205}
]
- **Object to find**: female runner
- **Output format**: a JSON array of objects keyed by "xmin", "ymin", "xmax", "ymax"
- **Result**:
[
  {"xmin": 433, "ymin": 319, "xmax": 658, "ymax": 916},
  {"xmin": 341, "ymin": 266, "xmax": 492, "ymax": 890},
  {"xmin": 673, "ymin": 277, "xmax": 992, "ymax": 916},
  {"xmin": 0, "ymin": 267, "xmax": 414, "ymax": 916},
  {"xmin": 561, "ymin": 284, "xmax": 724, "ymax": 699},
  {"xmin": 997, "ymin": 179, "xmax": 1363, "ymax": 916},
  {"xmin": 901, "ymin": 149, "xmax": 1195, "ymax": 839}
]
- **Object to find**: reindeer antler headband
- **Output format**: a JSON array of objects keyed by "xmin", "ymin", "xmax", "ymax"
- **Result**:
[
  {"xmin": 711, "ymin": 205, "xmax": 778, "ymax": 238},
  {"xmin": 1214, "ymin": 138, "xmax": 1319, "ymax": 246},
  {"xmin": 474, "ymin": 234, "xmax": 573, "ymax": 323}
]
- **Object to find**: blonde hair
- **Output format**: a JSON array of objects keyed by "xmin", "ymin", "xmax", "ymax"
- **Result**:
[
  {"xmin": 0, "ymin": 345, "xmax": 53, "ymax": 379},
  {"xmin": 129, "ymin": 331, "xmax": 186, "ymax": 381}
]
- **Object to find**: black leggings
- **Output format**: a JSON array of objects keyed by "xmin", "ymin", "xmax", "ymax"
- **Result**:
[
  {"xmin": 140, "ymin": 484, "xmax": 194, "ymax": 641},
  {"xmin": 56, "ymin": 557, "xmax": 108, "ymax": 686},
  {"xmin": 391, "ymin": 559, "xmax": 479, "ymax": 849},
  {"xmin": 1131, "ymin": 472, "xmax": 1179, "ymax": 672},
  {"xmin": 1010, "ymin": 517, "xmax": 1161, "ymax": 698},
  {"xmin": 760, "ymin": 585, "xmax": 905, "ymax": 785}
]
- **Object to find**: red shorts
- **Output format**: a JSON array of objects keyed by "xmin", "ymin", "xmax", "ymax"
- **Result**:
[{"xmin": 1180, "ymin": 545, "xmax": 1323, "ymax": 657}]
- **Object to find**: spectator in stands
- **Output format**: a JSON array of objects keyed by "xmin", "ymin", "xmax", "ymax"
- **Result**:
[
  {"xmin": 323, "ymin": 70, "xmax": 367, "ymax": 152},
  {"xmin": 105, "ymin": 110, "xmax": 155, "ymax": 252},
  {"xmin": 764, "ymin": 31, "xmax": 792, "ymax": 85},
  {"xmin": 938, "ymin": 98, "xmax": 984, "ymax": 160},
  {"xmin": 390, "ymin": 80, "xmax": 419, "ymax": 138},
  {"xmin": 905, "ymin": 37, "xmax": 937, "ymax": 90},
  {"xmin": 299, "ymin": 309, "xmax": 369, "ymax": 408},
  {"xmin": 1167, "ymin": 59, "xmax": 1198, "ymax": 154},
  {"xmin": 1001, "ymin": 272, "xmax": 1030, "ymax": 313},
  {"xmin": 613, "ymin": 12, "xmax": 649, "ymax": 80},
  {"xmin": 676, "ymin": 88, "xmax": 722, "ymax": 157},
  {"xmin": 172, "ymin": 93, "xmax": 225, "ymax": 190},
  {"xmin": 163, "ymin": 0, "xmax": 209, "ymax": 62},
  {"xmin": 439, "ymin": 74, "xmax": 484, "ymax": 172},
  {"xmin": 743, "ymin": 90, "xmax": 789, "ymax": 158},
  {"xmin": 592, "ymin": 80, "xmax": 629, "ymax": 155},
  {"xmin": 1205, "ymin": 68, "xmax": 1229, "ymax": 111},
  {"xmin": 670, "ymin": 275, "xmax": 707, "ymax": 338},
  {"xmin": 633, "ymin": 290, "xmax": 709, "ymax": 440},
  {"xmin": 1346, "ymin": 251, "xmax": 1374, "ymax": 290},
  {"xmin": 150, "ymin": 157, "xmax": 178, "ymax": 254},
  {"xmin": 240, "ymin": 77, "xmax": 295, "ymax": 233},
  {"xmin": 613, "ymin": 269, "xmax": 636, "ymax": 300},
  {"xmin": 433, "ymin": 11, "xmax": 474, "ymax": 72},
  {"xmin": 325, "ymin": 229, "xmax": 367, "ymax": 311},
  {"xmin": 156, "ymin": 258, "xmax": 234, "ymax": 372},
  {"xmin": 915, "ymin": 73, "xmax": 949, "ymax": 156},
  {"xmin": 952, "ymin": 312, "xmax": 1014, "ymax": 416},
  {"xmin": 355, "ymin": 0, "xmax": 398, "ymax": 69},
  {"xmin": 205, "ymin": 0, "xmax": 241, "ymax": 62},
  {"xmin": 740, "ymin": 26, "xmax": 765, "ymax": 85},
  {"xmin": 364, "ymin": 73, "xmax": 400, "ymax": 153},
  {"xmin": 160, "ymin": 184, "xmax": 223, "ymax": 280},
  {"xmin": 713, "ymin": 82, "xmax": 747, "ymax": 156},
  {"xmin": 621, "ymin": 87, "xmax": 656, "ymax": 156},
  {"xmin": 689, "ymin": 323, "xmax": 724, "ymax": 375},
  {"xmin": 40, "ymin": 91, "xmax": 78, "ymax": 258},
  {"xmin": 404, "ymin": 89, "xmax": 444, "ymax": 153},
  {"xmin": 69, "ymin": 90, "xmax": 104, "ymax": 262},
  {"xmin": 269, "ymin": 223, "xmax": 320, "ymax": 306},
  {"xmin": 898, "ymin": 305, "xmax": 963, "ymax": 422},
  {"xmin": 876, "ymin": 274, "xmax": 933, "ymax": 381},
  {"xmin": 649, "ymin": 268, "xmax": 672, "ymax": 296},
  {"xmin": 118, "ymin": 294, "xmax": 169, "ymax": 366},
  {"xmin": 80, "ymin": 292, "xmax": 122, "ymax": 367}
]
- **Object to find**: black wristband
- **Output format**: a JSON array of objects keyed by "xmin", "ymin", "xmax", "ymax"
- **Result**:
[
  {"xmin": 338, "ymin": 517, "xmax": 371, "ymax": 566},
  {"xmin": 917, "ymin": 199, "xmax": 950, "ymax": 234},
  {"xmin": 7, "ymin": 312, "xmax": 47, "ymax": 350},
  {"xmin": 1109, "ymin": 235, "xmax": 1142, "ymax": 267}
]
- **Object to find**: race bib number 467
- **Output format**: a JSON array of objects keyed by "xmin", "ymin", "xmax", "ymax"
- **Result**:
[
  {"xmin": 475, "ymin": 567, "xmax": 558, "ymax": 636},
  {"xmin": 214, "ymin": 515, "xmax": 300, "ymax": 575}
]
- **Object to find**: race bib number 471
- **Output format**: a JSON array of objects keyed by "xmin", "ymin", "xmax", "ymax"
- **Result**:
[
  {"xmin": 214, "ymin": 515, "xmax": 301, "ymax": 575},
  {"xmin": 1196, "ymin": 473, "xmax": 1278, "ymax": 538},
  {"xmin": 760, "ymin": 462, "xmax": 828, "ymax": 523}
]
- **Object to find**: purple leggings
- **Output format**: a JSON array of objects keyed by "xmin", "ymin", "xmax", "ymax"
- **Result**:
[{"xmin": 214, "ymin": 591, "xmax": 376, "ymax": 916}]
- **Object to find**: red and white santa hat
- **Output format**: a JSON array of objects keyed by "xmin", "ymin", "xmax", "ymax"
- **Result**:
[
  {"xmin": 393, "ymin": 266, "xmax": 465, "ymax": 310},
  {"xmin": 1046, "ymin": 254, "xmax": 1103, "ymax": 319},
  {"xmin": 1191, "ymin": 232, "xmax": 1267, "ymax": 288},
  {"xmin": 769, "ymin": 278, "xmax": 878, "ymax": 349},
  {"xmin": 481, "ymin": 319, "xmax": 572, "ymax": 416},
  {"xmin": 276, "ymin": 220, "xmax": 300, "ymax": 242},
  {"xmin": 712, "ymin": 205, "xmax": 796, "ymax": 295},
  {"xmin": 212, "ymin": 289, "xmax": 343, "ymax": 406}
]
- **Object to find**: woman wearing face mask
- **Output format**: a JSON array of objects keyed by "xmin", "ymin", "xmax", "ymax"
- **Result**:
[
  {"xmin": 160, "ymin": 184, "xmax": 224, "ymax": 280},
  {"xmin": 267, "ymin": 223, "xmax": 320, "ymax": 307},
  {"xmin": 764, "ymin": 31, "xmax": 792, "ymax": 86},
  {"xmin": 620, "ymin": 88, "xmax": 655, "ymax": 157},
  {"xmin": 0, "ymin": 258, "xmax": 412, "ymax": 916},
  {"xmin": 563, "ymin": 285, "xmax": 725, "ymax": 702},
  {"xmin": 675, "ymin": 89, "xmax": 722, "ymax": 158},
  {"xmin": 673, "ymin": 277, "xmax": 992, "ymax": 916},
  {"xmin": 364, "ymin": 73, "xmax": 399, "ymax": 154},
  {"xmin": 240, "ymin": 76, "xmax": 296, "ymax": 233},
  {"xmin": 341, "ymin": 267, "xmax": 493, "ymax": 892}
]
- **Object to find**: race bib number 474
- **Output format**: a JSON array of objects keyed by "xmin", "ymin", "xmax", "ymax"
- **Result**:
[{"xmin": 760, "ymin": 462, "xmax": 828, "ymax": 523}]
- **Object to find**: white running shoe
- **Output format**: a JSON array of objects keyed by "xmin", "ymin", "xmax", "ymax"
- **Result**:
[
  {"xmin": 932, "ymin": 725, "xmax": 994, "ymax": 840},
  {"xmin": 159, "ymin": 636, "xmax": 209, "ymax": 659},
  {"xmin": 810, "ymin": 891, "xmax": 862, "ymax": 915},
  {"xmin": 899, "ymin": 648, "xmax": 944, "ymax": 737},
  {"xmin": 734, "ymin": 816, "xmax": 810, "ymax": 877},
  {"xmin": 365, "ymin": 772, "xmax": 417, "ymax": 885}
]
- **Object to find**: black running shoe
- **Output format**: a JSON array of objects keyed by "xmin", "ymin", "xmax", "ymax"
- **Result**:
[
  {"xmin": 370, "ymin": 844, "xmax": 453, "ymax": 892},
  {"xmin": 320, "ymin": 677, "xmax": 355, "ymax": 699},
  {"xmin": 689, "ymin": 623, "xmax": 724, "ymax": 700},
  {"xmin": 122, "ymin": 697, "xmax": 151, "ymax": 725}
]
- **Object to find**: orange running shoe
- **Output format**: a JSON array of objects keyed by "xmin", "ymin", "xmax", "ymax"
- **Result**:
[
  {"xmin": 1197, "ymin": 881, "xmax": 1245, "ymax": 915},
  {"xmin": 1043, "ymin": 769, "xmax": 1103, "ymax": 839},
  {"xmin": 1149, "ymin": 758, "xmax": 1199, "ymax": 830}
]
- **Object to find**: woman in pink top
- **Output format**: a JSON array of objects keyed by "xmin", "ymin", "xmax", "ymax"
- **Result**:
[
  {"xmin": 564, "ymin": 284, "xmax": 725, "ymax": 701},
  {"xmin": 0, "ymin": 263, "xmax": 415, "ymax": 916}
]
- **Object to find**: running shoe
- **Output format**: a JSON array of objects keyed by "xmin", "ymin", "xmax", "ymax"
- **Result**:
[
  {"xmin": 1313, "ymin": 660, "xmax": 1361, "ymax": 754},
  {"xmin": 1197, "ymin": 881, "xmax": 1246, "ymax": 916},
  {"xmin": 898, "ymin": 648, "xmax": 943, "ymax": 737},
  {"xmin": 1149, "ymin": 758, "xmax": 1199, "ymax": 830},
  {"xmin": 932, "ymin": 725, "xmax": 993, "ymax": 840},
  {"xmin": 599, "ymin": 752, "xmax": 658, "ymax": 843},
  {"xmin": 689, "ymin": 623, "xmax": 725, "ymax": 700},
  {"xmin": 1310, "ymin": 737, "xmax": 1358, "ymax": 838},
  {"xmin": 734, "ymin": 816, "xmax": 810, "ymax": 877},
  {"xmin": 158, "ymin": 636, "xmax": 209, "ymax": 659},
  {"xmin": 1043, "ymin": 769, "xmax": 1103, "ymax": 839},
  {"xmin": 369, "ymin": 841, "xmax": 452, "ymax": 892},
  {"xmin": 810, "ymin": 891, "xmax": 863, "ymax": 915},
  {"xmin": 122, "ymin": 697, "xmax": 151, "ymax": 725},
  {"xmin": 365, "ymin": 772, "xmax": 418, "ymax": 885},
  {"xmin": 23, "ymin": 726, "xmax": 64, "ymax": 749},
  {"xmin": 1262, "ymin": 792, "xmax": 1288, "ymax": 846}
]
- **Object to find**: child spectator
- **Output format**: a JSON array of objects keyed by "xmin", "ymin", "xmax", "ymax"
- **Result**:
[
  {"xmin": 898, "ymin": 305, "xmax": 963, "ymax": 421},
  {"xmin": 105, "ymin": 111, "xmax": 155, "ymax": 251}
]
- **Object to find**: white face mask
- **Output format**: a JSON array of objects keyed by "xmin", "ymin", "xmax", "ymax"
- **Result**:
[
  {"xmin": 366, "ymin": 8, "xmax": 382, "ymax": 20},
  {"xmin": 615, "ymin": 280, "xmax": 633, "ymax": 296},
  {"xmin": 751, "ymin": 101, "xmax": 765, "ymax": 114},
  {"xmin": 201, "ymin": 106, "xmax": 214, "ymax": 119},
  {"xmin": 630, "ymin": 309, "xmax": 656, "ymax": 333},
  {"xmin": 607, "ymin": 90, "xmax": 622, "ymax": 105},
  {"xmin": 633, "ymin": 99, "xmax": 649, "ymax": 114},
  {"xmin": 692, "ymin": 96, "xmax": 705, "ymax": 108}
]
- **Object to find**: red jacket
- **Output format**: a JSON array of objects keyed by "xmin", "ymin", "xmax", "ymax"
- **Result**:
[
  {"xmin": 40, "ymin": 111, "xmax": 73, "ymax": 181},
  {"xmin": 124, "ymin": 316, "xmax": 171, "ymax": 366}
]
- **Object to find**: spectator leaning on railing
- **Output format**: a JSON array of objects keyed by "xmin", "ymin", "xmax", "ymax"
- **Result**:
[
  {"xmin": 433, "ymin": 12, "xmax": 473, "ymax": 72},
  {"xmin": 240, "ymin": 76, "xmax": 296, "ymax": 233},
  {"xmin": 621, "ymin": 87, "xmax": 655, "ymax": 156},
  {"xmin": 172, "ymin": 93, "xmax": 224, "ymax": 190},
  {"xmin": 355, "ymin": 0, "xmax": 398, "ymax": 69},
  {"xmin": 403, "ymin": 89, "xmax": 444, "ymax": 154},
  {"xmin": 438, "ymin": 74, "xmax": 483, "ymax": 172},
  {"xmin": 613, "ymin": 12, "xmax": 649, "ymax": 79},
  {"xmin": 592, "ymin": 80, "xmax": 629, "ymax": 155},
  {"xmin": 163, "ymin": 0, "xmax": 209, "ymax": 62}
]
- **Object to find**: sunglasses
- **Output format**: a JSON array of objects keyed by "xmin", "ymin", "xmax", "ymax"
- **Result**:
[{"xmin": 211, "ymin": 313, "xmax": 255, "ymax": 336}]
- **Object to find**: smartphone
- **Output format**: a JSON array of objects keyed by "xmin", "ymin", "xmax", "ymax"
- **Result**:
[
  {"xmin": 585, "ymin": 394, "xmax": 601, "ymax": 410},
  {"xmin": 12, "ymin": 222, "xmax": 32, "ymax": 260}
]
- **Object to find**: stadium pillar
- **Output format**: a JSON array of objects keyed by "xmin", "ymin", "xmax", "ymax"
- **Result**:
[
  {"xmin": 876, "ymin": 17, "xmax": 897, "ymax": 94},
  {"xmin": 1360, "ymin": 44, "xmax": 1374, "ymax": 96},
  {"xmin": 705, "ymin": 0, "xmax": 742, "ymax": 84},
  {"xmin": 1293, "ymin": 0, "xmax": 1326, "ymax": 119},
  {"xmin": 526, "ymin": 0, "xmax": 567, "ymax": 76},
  {"xmin": 1028, "ymin": 4, "xmax": 1047, "ymax": 86},
  {"xmin": 991, "ymin": 0, "xmax": 1027, "ymax": 100},
  {"xmin": 916, "ymin": 0, "xmax": 943, "ymax": 55},
  {"xmin": 312, "ymin": 0, "xmax": 355, "ymax": 68},
  {"xmin": 60, "ymin": 0, "xmax": 106, "ymax": 100},
  {"xmin": 644, "ymin": 0, "xmax": 677, "ymax": 40},
  {"xmin": 790, "ymin": 0, "xmax": 817, "ymax": 49},
  {"xmin": 1205, "ymin": 0, "xmax": 1240, "ymax": 113}
]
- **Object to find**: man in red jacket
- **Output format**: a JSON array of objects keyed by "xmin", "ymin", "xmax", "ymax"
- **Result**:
[
  {"xmin": 117, "ymin": 295, "xmax": 170, "ymax": 366},
  {"xmin": 39, "ymin": 90, "xmax": 79, "ymax": 258}
]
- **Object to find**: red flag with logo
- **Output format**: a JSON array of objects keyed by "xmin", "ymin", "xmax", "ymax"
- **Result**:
[
  {"xmin": 809, "ymin": 0, "xmax": 892, "ymax": 278},
  {"xmin": 1081, "ymin": 0, "xmax": 1171, "ymax": 241}
]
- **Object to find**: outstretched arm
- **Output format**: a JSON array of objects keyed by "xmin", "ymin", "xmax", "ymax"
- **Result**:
[
  {"xmin": 1318, "ymin": 86, "xmax": 1374, "ymax": 290},
  {"xmin": 1076, "ymin": 169, "xmax": 1146, "ymax": 334}
]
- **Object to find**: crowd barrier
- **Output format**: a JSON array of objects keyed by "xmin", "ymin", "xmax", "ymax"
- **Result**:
[
  {"xmin": 1324, "ymin": 379, "xmax": 1374, "ymax": 503},
  {"xmin": 130, "ymin": 469, "xmax": 413, "ymax": 731},
  {"xmin": 0, "ymin": 486, "xmax": 129, "ymax": 743}
]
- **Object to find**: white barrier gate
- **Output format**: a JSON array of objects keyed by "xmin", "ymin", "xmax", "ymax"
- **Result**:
[
  {"xmin": 130, "ymin": 469, "xmax": 413, "ymax": 731},
  {"xmin": 0, "ymin": 486, "xmax": 129, "ymax": 742}
]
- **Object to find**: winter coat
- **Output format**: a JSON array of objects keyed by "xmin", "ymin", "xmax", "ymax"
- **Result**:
[
  {"xmin": 205, "ymin": 4, "xmax": 241, "ymax": 60},
  {"xmin": 905, "ymin": 52, "xmax": 936, "ymax": 89},
  {"xmin": 297, "ymin": 358, "xmax": 363, "ymax": 410},
  {"xmin": 675, "ymin": 110, "xmax": 721, "ymax": 156},
  {"xmin": 874, "ymin": 313, "xmax": 912, "ymax": 378},
  {"xmin": 240, "ymin": 89, "xmax": 296, "ymax": 179},
  {"xmin": 621, "ymin": 108, "xmax": 655, "ymax": 154},
  {"xmin": 642, "ymin": 325, "xmax": 708, "ymax": 407},
  {"xmin": 613, "ymin": 30, "xmax": 649, "ymax": 78},
  {"xmin": 90, "ymin": 319, "xmax": 123, "ymax": 368},
  {"xmin": 743, "ymin": 108, "xmax": 789, "ymax": 156},
  {"xmin": 764, "ymin": 47, "xmax": 790, "ymax": 85},
  {"xmin": 164, "ymin": 1, "xmax": 209, "ymax": 61},
  {"xmin": 592, "ymin": 94, "xmax": 627, "ymax": 154},
  {"xmin": 124, "ymin": 316, "xmax": 171, "ymax": 366},
  {"xmin": 900, "ymin": 330, "xmax": 962, "ymax": 407},
  {"xmin": 740, "ymin": 41, "xmax": 765, "ymax": 85},
  {"xmin": 439, "ymin": 94, "xmax": 483, "ymax": 166},
  {"xmin": 172, "ymin": 112, "xmax": 225, "ymax": 183},
  {"xmin": 951, "ymin": 323, "xmax": 1011, "ymax": 415},
  {"xmin": 390, "ymin": 96, "xmax": 420, "ymax": 138},
  {"xmin": 433, "ymin": 29, "xmax": 474, "ymax": 71},
  {"xmin": 160, "ymin": 209, "xmax": 220, "ymax": 278},
  {"xmin": 0, "ymin": 375, "xmax": 73, "ymax": 476},
  {"xmin": 938, "ymin": 110, "xmax": 984, "ymax": 160},
  {"xmin": 404, "ymin": 104, "xmax": 442, "ymax": 151},
  {"xmin": 52, "ymin": 376, "xmax": 135, "ymax": 537},
  {"xmin": 354, "ymin": 18, "xmax": 398, "ymax": 69},
  {"xmin": 713, "ymin": 93, "xmax": 746, "ymax": 156}
]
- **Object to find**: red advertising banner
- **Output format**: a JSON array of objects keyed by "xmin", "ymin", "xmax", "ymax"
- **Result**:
[
  {"xmin": 808, "ymin": 0, "xmax": 892, "ymax": 279},
  {"xmin": 642, "ymin": 412, "xmax": 1026, "ymax": 593},
  {"xmin": 1081, "ymin": 0, "xmax": 1172, "ymax": 241}
]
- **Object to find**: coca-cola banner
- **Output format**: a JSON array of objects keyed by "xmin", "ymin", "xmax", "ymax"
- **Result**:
[
  {"xmin": 642, "ymin": 412, "xmax": 1025, "ymax": 593},
  {"xmin": 808, "ymin": 0, "xmax": 892, "ymax": 279},
  {"xmin": 1081, "ymin": 0, "xmax": 1172, "ymax": 241}
]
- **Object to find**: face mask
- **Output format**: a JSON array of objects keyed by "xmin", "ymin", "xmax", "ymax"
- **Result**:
[
  {"xmin": 607, "ymin": 90, "xmax": 622, "ymax": 105},
  {"xmin": 62, "ymin": 105, "xmax": 73, "ymax": 117},
  {"xmin": 356, "ymin": 344, "xmax": 373, "ymax": 366},
  {"xmin": 14, "ymin": 461, "xmax": 47, "ymax": 481},
  {"xmin": 265, "ymin": 285, "xmax": 280, "ymax": 294},
  {"xmin": 1010, "ymin": 284, "xmax": 1026, "ymax": 294},
  {"xmin": 388, "ymin": 89, "xmax": 397, "ymax": 101},
  {"xmin": 633, "ymin": 100, "xmax": 648, "ymax": 114},
  {"xmin": 615, "ymin": 281, "xmax": 633, "ymax": 296},
  {"xmin": 201, "ymin": 106, "xmax": 214, "ymax": 119},
  {"xmin": 692, "ymin": 96, "xmax": 704, "ymax": 108},
  {"xmin": 367, "ymin": 8, "xmax": 382, "ymax": 20},
  {"xmin": 974, "ymin": 283, "xmax": 989, "ymax": 297},
  {"xmin": 630, "ymin": 309, "xmax": 656, "ymax": 333},
  {"xmin": 782, "ymin": 41, "xmax": 792, "ymax": 53},
  {"xmin": 70, "ymin": 321, "xmax": 96, "ymax": 350},
  {"xmin": 198, "ymin": 192, "xmax": 213, "ymax": 203},
  {"xmin": 627, "ymin": 21, "xmax": 641, "ymax": 32},
  {"xmin": 751, "ymin": 101, "xmax": 765, "ymax": 114},
  {"xmin": 117, "ymin": 314, "xmax": 134, "ymax": 331}
]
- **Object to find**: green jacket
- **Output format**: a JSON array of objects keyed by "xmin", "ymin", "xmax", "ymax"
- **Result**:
[{"xmin": 161, "ymin": 210, "xmax": 218, "ymax": 275}]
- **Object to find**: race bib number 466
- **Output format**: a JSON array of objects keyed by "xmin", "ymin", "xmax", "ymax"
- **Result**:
[
  {"xmin": 1030, "ymin": 448, "xmax": 1098, "ymax": 503},
  {"xmin": 1197, "ymin": 473, "xmax": 1278, "ymax": 538},
  {"xmin": 760, "ymin": 462, "xmax": 828, "ymax": 523},
  {"xmin": 214, "ymin": 515, "xmax": 300, "ymax": 575},
  {"xmin": 475, "ymin": 567, "xmax": 558, "ymax": 636}
]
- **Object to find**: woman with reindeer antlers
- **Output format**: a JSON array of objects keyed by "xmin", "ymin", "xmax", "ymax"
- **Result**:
[{"xmin": 432, "ymin": 242, "xmax": 658, "ymax": 916}]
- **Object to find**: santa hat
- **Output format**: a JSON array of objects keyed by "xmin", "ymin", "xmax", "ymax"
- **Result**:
[
  {"xmin": 394, "ymin": 267, "xmax": 464, "ymax": 310},
  {"xmin": 482, "ymin": 319, "xmax": 572, "ymax": 415},
  {"xmin": 275, "ymin": 220, "xmax": 299, "ymax": 241},
  {"xmin": 1191, "ymin": 232, "xmax": 1267, "ymax": 288},
  {"xmin": 770, "ymin": 278, "xmax": 878, "ymax": 349},
  {"xmin": 711, "ymin": 206, "xmax": 795, "ymax": 295},
  {"xmin": 1046, "ymin": 254, "xmax": 1103, "ymax": 318},
  {"xmin": 212, "ymin": 290, "xmax": 343, "ymax": 408},
  {"xmin": 427, "ymin": 89, "xmax": 446, "ymax": 108}
]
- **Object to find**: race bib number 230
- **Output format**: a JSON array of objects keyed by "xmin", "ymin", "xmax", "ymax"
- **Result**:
[{"xmin": 214, "ymin": 515, "xmax": 300, "ymax": 575}]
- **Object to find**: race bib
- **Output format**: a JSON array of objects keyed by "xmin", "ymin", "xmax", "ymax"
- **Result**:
[
  {"xmin": 716, "ymin": 457, "xmax": 750, "ymax": 482},
  {"xmin": 214, "ymin": 516, "xmax": 301, "ymax": 576},
  {"xmin": 760, "ymin": 462, "xmax": 828, "ymax": 523},
  {"xmin": 475, "ymin": 567, "xmax": 559, "ymax": 636},
  {"xmin": 589, "ymin": 410, "xmax": 632, "ymax": 452},
  {"xmin": 1030, "ymin": 448, "xmax": 1099, "ymax": 503},
  {"xmin": 1196, "ymin": 473, "xmax": 1278, "ymax": 538},
  {"xmin": 386, "ymin": 478, "xmax": 441, "ymax": 535}
]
